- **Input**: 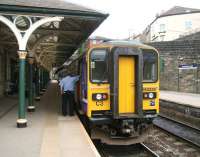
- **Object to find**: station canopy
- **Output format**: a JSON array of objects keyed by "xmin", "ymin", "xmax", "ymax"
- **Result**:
[{"xmin": 0, "ymin": 0, "xmax": 108, "ymax": 70}]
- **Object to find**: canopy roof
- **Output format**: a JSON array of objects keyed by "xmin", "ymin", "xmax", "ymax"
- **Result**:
[
  {"xmin": 0, "ymin": 0, "xmax": 108, "ymax": 70},
  {"xmin": 0, "ymin": 0, "xmax": 106, "ymax": 16}
]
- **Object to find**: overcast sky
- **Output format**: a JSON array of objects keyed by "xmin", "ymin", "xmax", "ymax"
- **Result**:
[{"xmin": 66, "ymin": 0, "xmax": 200, "ymax": 39}]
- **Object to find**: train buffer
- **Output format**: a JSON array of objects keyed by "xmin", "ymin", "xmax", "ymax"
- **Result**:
[{"xmin": 0, "ymin": 82, "xmax": 100, "ymax": 157}]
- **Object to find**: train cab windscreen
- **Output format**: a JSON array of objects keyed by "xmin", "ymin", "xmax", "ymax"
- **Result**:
[
  {"xmin": 142, "ymin": 49, "xmax": 158, "ymax": 82},
  {"xmin": 90, "ymin": 49, "xmax": 108, "ymax": 83}
]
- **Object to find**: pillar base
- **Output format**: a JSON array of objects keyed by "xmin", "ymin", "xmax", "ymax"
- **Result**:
[
  {"xmin": 17, "ymin": 119, "xmax": 27, "ymax": 128},
  {"xmin": 27, "ymin": 106, "xmax": 35, "ymax": 112},
  {"xmin": 35, "ymin": 97, "xmax": 40, "ymax": 101},
  {"xmin": 40, "ymin": 91, "xmax": 44, "ymax": 95},
  {"xmin": 42, "ymin": 88, "xmax": 46, "ymax": 92}
]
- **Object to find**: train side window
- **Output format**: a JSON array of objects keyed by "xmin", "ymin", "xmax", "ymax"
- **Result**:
[
  {"xmin": 79, "ymin": 57, "xmax": 87, "ymax": 99},
  {"xmin": 90, "ymin": 49, "xmax": 108, "ymax": 83},
  {"xmin": 142, "ymin": 49, "xmax": 158, "ymax": 82}
]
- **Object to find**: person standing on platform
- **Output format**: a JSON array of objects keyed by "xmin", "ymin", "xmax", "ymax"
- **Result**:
[
  {"xmin": 59, "ymin": 74, "xmax": 79, "ymax": 116},
  {"xmin": 68, "ymin": 75, "xmax": 79, "ymax": 116},
  {"xmin": 59, "ymin": 75, "xmax": 71, "ymax": 116}
]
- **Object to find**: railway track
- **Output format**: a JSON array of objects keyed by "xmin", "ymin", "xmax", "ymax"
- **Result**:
[
  {"xmin": 90, "ymin": 115, "xmax": 200, "ymax": 156},
  {"xmin": 153, "ymin": 115, "xmax": 200, "ymax": 147},
  {"xmin": 140, "ymin": 143, "xmax": 160, "ymax": 157},
  {"xmin": 158, "ymin": 114, "xmax": 200, "ymax": 131},
  {"xmin": 94, "ymin": 140, "xmax": 159, "ymax": 157}
]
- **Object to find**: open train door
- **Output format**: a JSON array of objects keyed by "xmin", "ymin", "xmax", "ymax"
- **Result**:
[{"xmin": 109, "ymin": 47, "xmax": 143, "ymax": 118}]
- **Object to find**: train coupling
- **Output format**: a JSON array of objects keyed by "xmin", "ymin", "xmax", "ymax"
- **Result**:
[{"xmin": 120, "ymin": 119, "xmax": 134, "ymax": 135}]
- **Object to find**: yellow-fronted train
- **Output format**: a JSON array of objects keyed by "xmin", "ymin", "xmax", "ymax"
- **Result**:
[{"xmin": 73, "ymin": 41, "xmax": 159, "ymax": 145}]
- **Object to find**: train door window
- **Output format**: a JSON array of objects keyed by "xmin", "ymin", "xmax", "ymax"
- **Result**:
[
  {"xmin": 142, "ymin": 49, "xmax": 158, "ymax": 82},
  {"xmin": 90, "ymin": 49, "xmax": 108, "ymax": 83},
  {"xmin": 83, "ymin": 57, "xmax": 87, "ymax": 98}
]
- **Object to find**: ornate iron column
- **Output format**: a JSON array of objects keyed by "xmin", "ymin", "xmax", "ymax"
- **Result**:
[
  {"xmin": 40, "ymin": 67, "xmax": 44, "ymax": 95},
  {"xmin": 27, "ymin": 57, "xmax": 35, "ymax": 112},
  {"xmin": 35, "ymin": 64, "xmax": 41, "ymax": 101},
  {"xmin": 17, "ymin": 51, "xmax": 27, "ymax": 128}
]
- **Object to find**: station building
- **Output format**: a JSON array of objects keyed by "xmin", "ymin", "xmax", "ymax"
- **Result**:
[{"xmin": 142, "ymin": 6, "xmax": 200, "ymax": 42}]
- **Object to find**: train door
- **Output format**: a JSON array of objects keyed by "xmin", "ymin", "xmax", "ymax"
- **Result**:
[
  {"xmin": 118, "ymin": 56, "xmax": 135, "ymax": 114},
  {"xmin": 109, "ymin": 47, "xmax": 143, "ymax": 118}
]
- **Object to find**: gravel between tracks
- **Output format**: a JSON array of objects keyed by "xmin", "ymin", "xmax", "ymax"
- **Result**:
[{"xmin": 144, "ymin": 126, "xmax": 200, "ymax": 157}]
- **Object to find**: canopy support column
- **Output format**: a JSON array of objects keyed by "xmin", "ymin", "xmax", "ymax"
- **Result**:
[
  {"xmin": 35, "ymin": 65, "xmax": 41, "ymax": 101},
  {"xmin": 27, "ymin": 57, "xmax": 35, "ymax": 112},
  {"xmin": 40, "ymin": 68, "xmax": 44, "ymax": 95},
  {"xmin": 17, "ymin": 51, "xmax": 27, "ymax": 128}
]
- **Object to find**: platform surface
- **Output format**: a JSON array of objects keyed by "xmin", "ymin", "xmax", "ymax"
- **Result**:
[
  {"xmin": 0, "ymin": 83, "xmax": 100, "ymax": 157},
  {"xmin": 0, "ymin": 95, "xmax": 18, "ymax": 118},
  {"xmin": 160, "ymin": 90, "xmax": 200, "ymax": 108}
]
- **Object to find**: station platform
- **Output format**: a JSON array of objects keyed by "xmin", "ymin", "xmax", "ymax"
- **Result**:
[
  {"xmin": 0, "ymin": 95, "xmax": 18, "ymax": 118},
  {"xmin": 0, "ymin": 82, "xmax": 100, "ymax": 157},
  {"xmin": 159, "ymin": 90, "xmax": 200, "ymax": 129},
  {"xmin": 160, "ymin": 90, "xmax": 200, "ymax": 108}
]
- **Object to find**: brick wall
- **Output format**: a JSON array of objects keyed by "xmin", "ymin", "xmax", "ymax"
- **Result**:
[{"xmin": 149, "ymin": 40, "xmax": 200, "ymax": 93}]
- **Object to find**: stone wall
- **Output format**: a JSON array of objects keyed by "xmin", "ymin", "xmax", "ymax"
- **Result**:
[{"xmin": 149, "ymin": 40, "xmax": 200, "ymax": 93}]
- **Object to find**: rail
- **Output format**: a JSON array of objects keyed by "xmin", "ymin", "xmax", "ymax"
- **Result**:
[
  {"xmin": 153, "ymin": 115, "xmax": 200, "ymax": 147},
  {"xmin": 140, "ymin": 143, "xmax": 160, "ymax": 157},
  {"xmin": 94, "ymin": 140, "xmax": 159, "ymax": 157}
]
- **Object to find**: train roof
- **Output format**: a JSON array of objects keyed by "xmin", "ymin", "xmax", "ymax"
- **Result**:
[{"xmin": 101, "ymin": 40, "xmax": 157, "ymax": 50}]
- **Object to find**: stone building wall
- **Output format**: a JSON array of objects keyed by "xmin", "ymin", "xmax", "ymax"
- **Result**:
[
  {"xmin": 0, "ymin": 49, "xmax": 18, "ymax": 97},
  {"xmin": 149, "ymin": 40, "xmax": 200, "ymax": 93}
]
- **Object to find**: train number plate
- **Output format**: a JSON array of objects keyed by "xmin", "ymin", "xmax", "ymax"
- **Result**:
[{"xmin": 96, "ymin": 101, "xmax": 103, "ymax": 106}]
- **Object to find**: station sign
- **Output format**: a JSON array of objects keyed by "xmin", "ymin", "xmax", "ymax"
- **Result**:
[{"xmin": 178, "ymin": 63, "xmax": 198, "ymax": 70}]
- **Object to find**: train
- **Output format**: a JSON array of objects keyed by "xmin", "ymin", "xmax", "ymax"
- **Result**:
[{"xmin": 68, "ymin": 40, "xmax": 159, "ymax": 145}]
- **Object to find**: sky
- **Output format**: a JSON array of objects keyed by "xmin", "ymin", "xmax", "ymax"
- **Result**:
[{"xmin": 66, "ymin": 0, "xmax": 200, "ymax": 39}]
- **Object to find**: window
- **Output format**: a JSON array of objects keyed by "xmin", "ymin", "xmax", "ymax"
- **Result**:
[
  {"xmin": 160, "ymin": 24, "xmax": 166, "ymax": 32},
  {"xmin": 90, "ymin": 49, "xmax": 108, "ymax": 83},
  {"xmin": 92, "ymin": 40, "xmax": 97, "ymax": 44},
  {"xmin": 185, "ymin": 21, "xmax": 192, "ymax": 29},
  {"xmin": 142, "ymin": 49, "xmax": 158, "ymax": 82},
  {"xmin": 160, "ymin": 35, "xmax": 165, "ymax": 41},
  {"xmin": 79, "ymin": 57, "xmax": 87, "ymax": 98}
]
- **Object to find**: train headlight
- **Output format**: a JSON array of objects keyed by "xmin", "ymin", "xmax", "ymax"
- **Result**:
[
  {"xmin": 143, "ymin": 92, "xmax": 156, "ymax": 99},
  {"xmin": 96, "ymin": 94, "xmax": 102, "ymax": 100},
  {"xmin": 149, "ymin": 93, "xmax": 154, "ymax": 99},
  {"xmin": 92, "ymin": 93, "xmax": 108, "ymax": 101}
]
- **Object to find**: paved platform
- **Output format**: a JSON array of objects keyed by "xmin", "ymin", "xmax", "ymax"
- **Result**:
[
  {"xmin": 160, "ymin": 90, "xmax": 200, "ymax": 108},
  {"xmin": 0, "ymin": 83, "xmax": 100, "ymax": 157},
  {"xmin": 0, "ymin": 95, "xmax": 18, "ymax": 118}
]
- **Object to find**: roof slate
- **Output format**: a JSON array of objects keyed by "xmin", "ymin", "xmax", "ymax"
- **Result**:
[
  {"xmin": 159, "ymin": 6, "xmax": 200, "ymax": 17},
  {"xmin": 0, "ymin": 0, "xmax": 101, "ymax": 14}
]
